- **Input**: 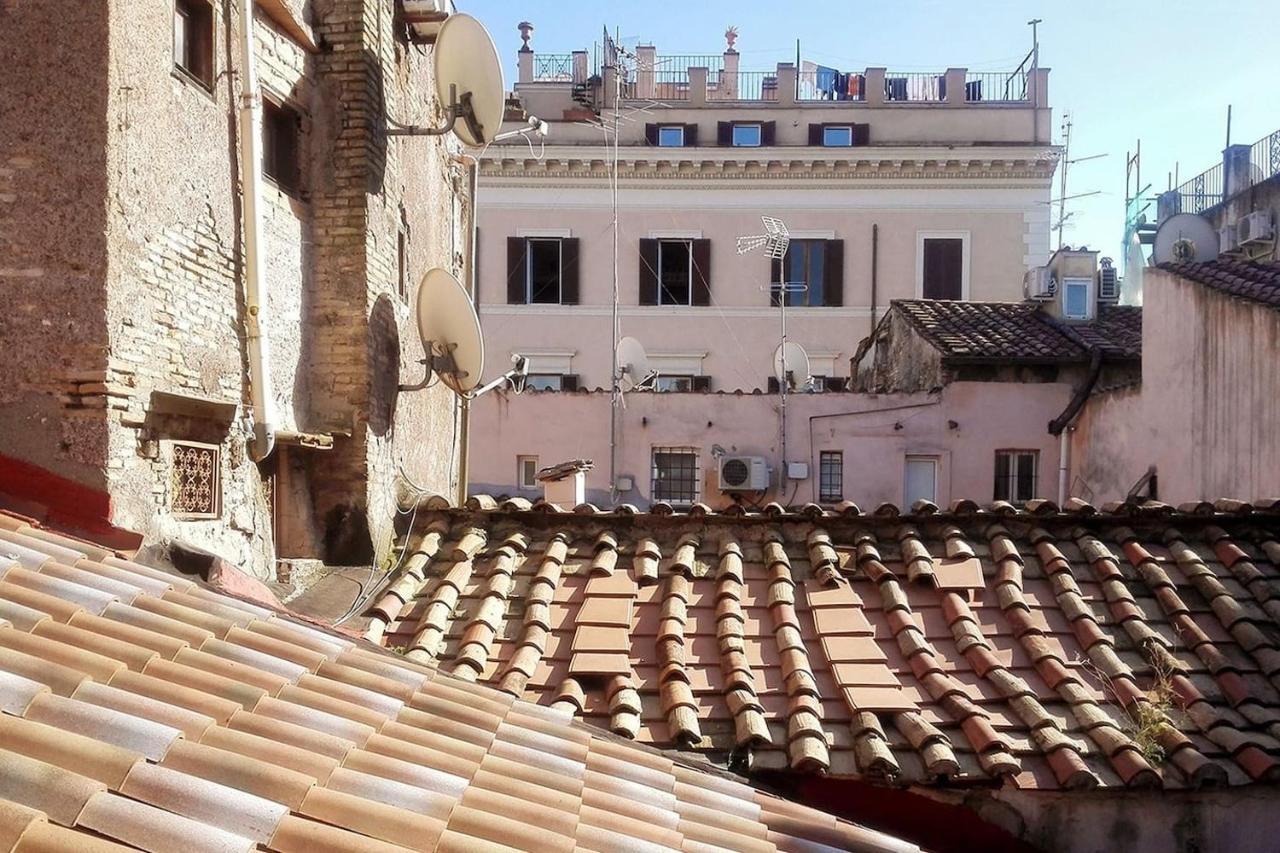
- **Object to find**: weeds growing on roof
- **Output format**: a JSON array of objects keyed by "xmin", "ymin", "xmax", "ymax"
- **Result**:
[{"xmin": 1077, "ymin": 641, "xmax": 1181, "ymax": 766}]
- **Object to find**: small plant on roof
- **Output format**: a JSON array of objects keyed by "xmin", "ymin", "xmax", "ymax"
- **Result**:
[{"xmin": 1075, "ymin": 642, "xmax": 1182, "ymax": 766}]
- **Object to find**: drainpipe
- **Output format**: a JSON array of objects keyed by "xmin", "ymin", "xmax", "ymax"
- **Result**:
[
  {"xmin": 1047, "ymin": 347, "xmax": 1103, "ymax": 504},
  {"xmin": 453, "ymin": 153, "xmax": 481, "ymax": 506},
  {"xmin": 239, "ymin": 2, "xmax": 275, "ymax": 461}
]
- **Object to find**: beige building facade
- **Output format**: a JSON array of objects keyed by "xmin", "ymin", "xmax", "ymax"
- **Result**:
[
  {"xmin": 471, "ymin": 26, "xmax": 1059, "ymax": 503},
  {"xmin": 0, "ymin": 0, "xmax": 469, "ymax": 577}
]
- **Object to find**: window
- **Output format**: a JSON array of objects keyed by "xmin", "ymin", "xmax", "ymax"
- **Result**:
[
  {"xmin": 903, "ymin": 455, "xmax": 938, "ymax": 506},
  {"xmin": 173, "ymin": 0, "xmax": 215, "ymax": 90},
  {"xmin": 518, "ymin": 456, "xmax": 539, "ymax": 489},
  {"xmin": 731, "ymin": 123, "xmax": 762, "ymax": 147},
  {"xmin": 1062, "ymin": 277, "xmax": 1092, "ymax": 320},
  {"xmin": 263, "ymin": 99, "xmax": 302, "ymax": 194},
  {"xmin": 819, "ymin": 451, "xmax": 843, "ymax": 503},
  {"xmin": 526, "ymin": 238, "xmax": 562, "ymax": 304},
  {"xmin": 994, "ymin": 450, "xmax": 1038, "ymax": 503},
  {"xmin": 822, "ymin": 125, "xmax": 853, "ymax": 146},
  {"xmin": 774, "ymin": 240, "xmax": 826, "ymax": 306},
  {"xmin": 657, "ymin": 126, "xmax": 685, "ymax": 147},
  {"xmin": 919, "ymin": 235, "xmax": 967, "ymax": 300},
  {"xmin": 655, "ymin": 375, "xmax": 693, "ymax": 393},
  {"xmin": 657, "ymin": 239, "xmax": 694, "ymax": 305},
  {"xmin": 508, "ymin": 237, "xmax": 579, "ymax": 305},
  {"xmin": 526, "ymin": 374, "xmax": 564, "ymax": 391},
  {"xmin": 171, "ymin": 441, "xmax": 221, "ymax": 519},
  {"xmin": 651, "ymin": 447, "xmax": 700, "ymax": 504}
]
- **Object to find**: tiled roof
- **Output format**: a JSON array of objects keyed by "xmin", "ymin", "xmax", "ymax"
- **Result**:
[
  {"xmin": 893, "ymin": 300, "xmax": 1142, "ymax": 362},
  {"xmin": 367, "ymin": 494, "xmax": 1280, "ymax": 792},
  {"xmin": 0, "ymin": 511, "xmax": 915, "ymax": 853},
  {"xmin": 1158, "ymin": 259, "xmax": 1280, "ymax": 309}
]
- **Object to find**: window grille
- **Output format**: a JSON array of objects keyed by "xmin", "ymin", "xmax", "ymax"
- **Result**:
[
  {"xmin": 171, "ymin": 442, "xmax": 221, "ymax": 519},
  {"xmin": 651, "ymin": 447, "xmax": 699, "ymax": 504}
]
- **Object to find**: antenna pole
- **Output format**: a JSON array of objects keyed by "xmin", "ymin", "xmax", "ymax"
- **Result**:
[
  {"xmin": 779, "ymin": 285, "xmax": 787, "ymax": 497},
  {"xmin": 1225, "ymin": 104, "xmax": 1232, "ymax": 149},
  {"xmin": 1056, "ymin": 113, "xmax": 1070, "ymax": 251},
  {"xmin": 608, "ymin": 40, "xmax": 623, "ymax": 503}
]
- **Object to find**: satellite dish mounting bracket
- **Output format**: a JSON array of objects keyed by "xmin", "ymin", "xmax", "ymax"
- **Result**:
[
  {"xmin": 387, "ymin": 84, "xmax": 486, "ymax": 141},
  {"xmin": 398, "ymin": 341, "xmax": 466, "ymax": 392}
]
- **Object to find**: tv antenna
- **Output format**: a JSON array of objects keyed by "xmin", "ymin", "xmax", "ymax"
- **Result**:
[
  {"xmin": 737, "ymin": 216, "xmax": 791, "ymax": 259},
  {"xmin": 739, "ymin": 216, "xmax": 807, "ymax": 494},
  {"xmin": 399, "ymin": 268, "xmax": 529, "ymax": 398},
  {"xmin": 1051, "ymin": 113, "xmax": 1107, "ymax": 250},
  {"xmin": 616, "ymin": 336, "xmax": 658, "ymax": 392}
]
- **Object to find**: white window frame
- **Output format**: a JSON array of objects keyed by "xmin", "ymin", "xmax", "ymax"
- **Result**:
[
  {"xmin": 822, "ymin": 125, "xmax": 853, "ymax": 147},
  {"xmin": 903, "ymin": 454, "xmax": 940, "ymax": 506},
  {"xmin": 994, "ymin": 450, "xmax": 1039, "ymax": 503},
  {"xmin": 915, "ymin": 231, "xmax": 971, "ymax": 300},
  {"xmin": 1061, "ymin": 277, "xmax": 1093, "ymax": 320},
  {"xmin": 657, "ymin": 125, "xmax": 685, "ymax": 147},
  {"xmin": 656, "ymin": 239, "xmax": 694, "ymax": 306},
  {"xmin": 654, "ymin": 375, "xmax": 694, "ymax": 393},
  {"xmin": 525, "ymin": 237, "xmax": 563, "ymax": 305},
  {"xmin": 517, "ymin": 455, "xmax": 539, "ymax": 489},
  {"xmin": 731, "ymin": 123, "xmax": 762, "ymax": 147},
  {"xmin": 651, "ymin": 446, "xmax": 701, "ymax": 505},
  {"xmin": 525, "ymin": 374, "xmax": 565, "ymax": 391}
]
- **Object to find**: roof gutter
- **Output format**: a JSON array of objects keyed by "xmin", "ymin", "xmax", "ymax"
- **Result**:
[{"xmin": 239, "ymin": 3, "xmax": 276, "ymax": 462}]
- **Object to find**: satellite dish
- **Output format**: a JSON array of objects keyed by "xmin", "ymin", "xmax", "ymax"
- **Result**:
[
  {"xmin": 1152, "ymin": 213, "xmax": 1218, "ymax": 265},
  {"xmin": 414, "ymin": 268, "xmax": 484, "ymax": 394},
  {"xmin": 434, "ymin": 14, "xmax": 504, "ymax": 146},
  {"xmin": 616, "ymin": 336, "xmax": 651, "ymax": 390},
  {"xmin": 773, "ymin": 342, "xmax": 810, "ymax": 388}
]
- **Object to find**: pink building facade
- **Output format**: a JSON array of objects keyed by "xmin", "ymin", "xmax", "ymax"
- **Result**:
[{"xmin": 470, "ymin": 26, "xmax": 1058, "ymax": 503}]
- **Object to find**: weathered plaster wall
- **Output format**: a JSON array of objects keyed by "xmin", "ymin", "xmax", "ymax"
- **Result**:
[
  {"xmin": 1073, "ymin": 270, "xmax": 1280, "ymax": 504},
  {"xmin": 0, "ymin": 1, "xmax": 111, "ymax": 487},
  {"xmin": 469, "ymin": 381, "xmax": 1070, "ymax": 507},
  {"xmin": 2, "ymin": 0, "xmax": 466, "ymax": 578}
]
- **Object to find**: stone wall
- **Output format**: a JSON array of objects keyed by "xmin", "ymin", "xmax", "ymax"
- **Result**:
[
  {"xmin": 0, "ymin": 2, "xmax": 112, "ymax": 488},
  {"xmin": 1, "ymin": 0, "xmax": 465, "ymax": 578}
]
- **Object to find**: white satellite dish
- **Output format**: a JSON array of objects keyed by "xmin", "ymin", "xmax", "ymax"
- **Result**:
[
  {"xmin": 433, "ymin": 14, "xmax": 504, "ymax": 146},
  {"xmin": 616, "ymin": 336, "xmax": 653, "ymax": 391},
  {"xmin": 1152, "ymin": 213, "xmax": 1218, "ymax": 265},
  {"xmin": 773, "ymin": 342, "xmax": 810, "ymax": 389},
  {"xmin": 410, "ymin": 267, "xmax": 484, "ymax": 394}
]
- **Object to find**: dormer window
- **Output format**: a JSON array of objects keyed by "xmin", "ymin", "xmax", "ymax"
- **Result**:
[
  {"xmin": 1062, "ymin": 277, "xmax": 1092, "ymax": 320},
  {"xmin": 731, "ymin": 123, "xmax": 762, "ymax": 147}
]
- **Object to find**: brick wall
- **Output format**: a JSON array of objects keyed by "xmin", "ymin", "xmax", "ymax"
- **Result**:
[{"xmin": 1, "ymin": 0, "xmax": 464, "ymax": 578}]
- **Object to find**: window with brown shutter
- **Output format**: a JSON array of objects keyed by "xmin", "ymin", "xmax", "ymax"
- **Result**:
[
  {"xmin": 824, "ymin": 239, "xmax": 844, "ymax": 306},
  {"xmin": 506, "ymin": 237, "xmax": 575, "ymax": 304},
  {"xmin": 691, "ymin": 239, "xmax": 711, "ymax": 306},
  {"xmin": 716, "ymin": 121, "xmax": 733, "ymax": 146},
  {"xmin": 638, "ymin": 239, "xmax": 659, "ymax": 305},
  {"xmin": 760, "ymin": 121, "xmax": 776, "ymax": 146},
  {"xmin": 922, "ymin": 238, "xmax": 964, "ymax": 300},
  {"xmin": 684, "ymin": 124, "xmax": 699, "ymax": 146},
  {"xmin": 772, "ymin": 239, "xmax": 841, "ymax": 306}
]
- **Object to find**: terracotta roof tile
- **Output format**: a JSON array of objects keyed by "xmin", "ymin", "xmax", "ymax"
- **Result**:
[
  {"xmin": 0, "ymin": 512, "xmax": 925, "ymax": 851},
  {"xmin": 1158, "ymin": 258, "xmax": 1280, "ymax": 309}
]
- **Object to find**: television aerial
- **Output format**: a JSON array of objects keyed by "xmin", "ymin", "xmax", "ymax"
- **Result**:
[
  {"xmin": 737, "ymin": 216, "xmax": 791, "ymax": 259},
  {"xmin": 400, "ymin": 268, "xmax": 528, "ymax": 398},
  {"xmin": 387, "ymin": 13, "xmax": 506, "ymax": 146},
  {"xmin": 1152, "ymin": 213, "xmax": 1218, "ymax": 265},
  {"xmin": 616, "ymin": 336, "xmax": 657, "ymax": 391},
  {"xmin": 773, "ymin": 342, "xmax": 811, "ymax": 391}
]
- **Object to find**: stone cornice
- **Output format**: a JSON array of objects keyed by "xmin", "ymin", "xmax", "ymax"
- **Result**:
[{"xmin": 479, "ymin": 145, "xmax": 1060, "ymax": 184}]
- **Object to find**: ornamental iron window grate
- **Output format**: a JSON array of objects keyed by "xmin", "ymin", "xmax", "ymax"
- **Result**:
[
  {"xmin": 171, "ymin": 442, "xmax": 221, "ymax": 519},
  {"xmin": 819, "ymin": 451, "xmax": 843, "ymax": 503},
  {"xmin": 651, "ymin": 447, "xmax": 699, "ymax": 504}
]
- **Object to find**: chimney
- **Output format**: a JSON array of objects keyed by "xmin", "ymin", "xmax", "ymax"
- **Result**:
[{"xmin": 537, "ymin": 459, "xmax": 593, "ymax": 506}]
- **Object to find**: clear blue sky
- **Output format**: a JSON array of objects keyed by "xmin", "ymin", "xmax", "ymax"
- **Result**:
[{"xmin": 465, "ymin": 0, "xmax": 1280, "ymax": 260}]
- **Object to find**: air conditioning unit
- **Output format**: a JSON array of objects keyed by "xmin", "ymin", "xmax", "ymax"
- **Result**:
[
  {"xmin": 1096, "ymin": 257, "xmax": 1119, "ymax": 304},
  {"xmin": 1219, "ymin": 224, "xmax": 1238, "ymax": 255},
  {"xmin": 1023, "ymin": 266, "xmax": 1055, "ymax": 301},
  {"xmin": 718, "ymin": 455, "xmax": 769, "ymax": 492},
  {"xmin": 1238, "ymin": 211, "xmax": 1275, "ymax": 245}
]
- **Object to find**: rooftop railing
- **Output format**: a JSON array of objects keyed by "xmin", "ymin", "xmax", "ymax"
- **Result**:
[
  {"xmin": 1168, "ymin": 127, "xmax": 1280, "ymax": 215},
  {"xmin": 708, "ymin": 70, "xmax": 780, "ymax": 102},
  {"xmin": 1173, "ymin": 162, "xmax": 1225, "ymax": 214},
  {"xmin": 965, "ymin": 71, "xmax": 1028, "ymax": 102}
]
